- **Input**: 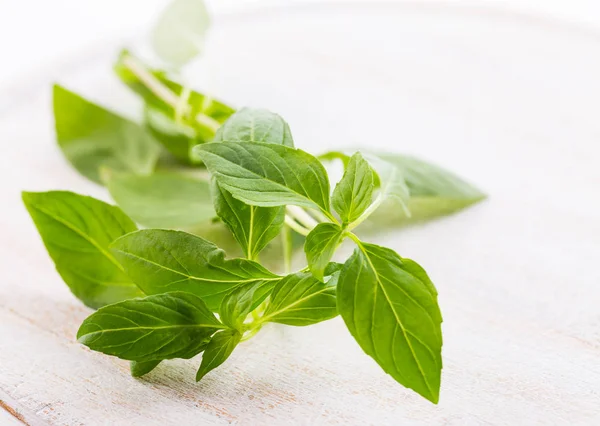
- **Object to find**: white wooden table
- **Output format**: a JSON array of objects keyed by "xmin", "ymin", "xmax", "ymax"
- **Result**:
[{"xmin": 1, "ymin": 2, "xmax": 599, "ymax": 424}]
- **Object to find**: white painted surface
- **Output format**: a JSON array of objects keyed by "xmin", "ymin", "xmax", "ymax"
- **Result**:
[{"xmin": 1, "ymin": 2, "xmax": 599, "ymax": 425}]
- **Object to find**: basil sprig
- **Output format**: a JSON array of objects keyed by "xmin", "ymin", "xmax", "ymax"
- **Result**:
[{"xmin": 26, "ymin": 47, "xmax": 485, "ymax": 402}]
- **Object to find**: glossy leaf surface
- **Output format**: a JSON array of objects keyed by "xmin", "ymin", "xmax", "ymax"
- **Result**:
[
  {"xmin": 77, "ymin": 292, "xmax": 224, "ymax": 362},
  {"xmin": 111, "ymin": 229, "xmax": 279, "ymax": 310},
  {"xmin": 22, "ymin": 191, "xmax": 142, "ymax": 308},
  {"xmin": 337, "ymin": 241, "xmax": 443, "ymax": 403},
  {"xmin": 194, "ymin": 142, "xmax": 331, "ymax": 213}
]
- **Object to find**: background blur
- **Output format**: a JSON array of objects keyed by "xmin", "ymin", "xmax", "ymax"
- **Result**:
[{"xmin": 2, "ymin": 0, "xmax": 600, "ymax": 92}]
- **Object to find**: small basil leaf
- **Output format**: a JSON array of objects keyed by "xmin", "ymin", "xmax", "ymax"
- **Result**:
[
  {"xmin": 77, "ymin": 292, "xmax": 224, "ymax": 362},
  {"xmin": 212, "ymin": 108, "xmax": 294, "ymax": 147},
  {"xmin": 144, "ymin": 107, "xmax": 201, "ymax": 165},
  {"xmin": 304, "ymin": 223, "xmax": 344, "ymax": 281},
  {"xmin": 337, "ymin": 241, "xmax": 443, "ymax": 403},
  {"xmin": 130, "ymin": 360, "xmax": 161, "ymax": 377},
  {"xmin": 53, "ymin": 85, "xmax": 161, "ymax": 184},
  {"xmin": 332, "ymin": 152, "xmax": 374, "ymax": 224},
  {"xmin": 212, "ymin": 180, "xmax": 284, "ymax": 261},
  {"xmin": 262, "ymin": 272, "xmax": 338, "ymax": 326},
  {"xmin": 110, "ymin": 229, "xmax": 280, "ymax": 310},
  {"xmin": 151, "ymin": 0, "xmax": 210, "ymax": 67},
  {"xmin": 196, "ymin": 329, "xmax": 241, "ymax": 381},
  {"xmin": 366, "ymin": 154, "xmax": 485, "ymax": 228},
  {"xmin": 220, "ymin": 281, "xmax": 275, "ymax": 330},
  {"xmin": 194, "ymin": 142, "xmax": 331, "ymax": 214},
  {"xmin": 106, "ymin": 171, "xmax": 215, "ymax": 229},
  {"xmin": 22, "ymin": 191, "xmax": 143, "ymax": 309}
]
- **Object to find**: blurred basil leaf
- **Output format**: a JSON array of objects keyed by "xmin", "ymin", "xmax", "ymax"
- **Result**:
[
  {"xmin": 212, "ymin": 108, "xmax": 294, "ymax": 147},
  {"xmin": 152, "ymin": 0, "xmax": 211, "ymax": 67},
  {"xmin": 53, "ymin": 85, "xmax": 161, "ymax": 184},
  {"xmin": 321, "ymin": 151, "xmax": 484, "ymax": 229},
  {"xmin": 365, "ymin": 154, "xmax": 485, "ymax": 229},
  {"xmin": 114, "ymin": 51, "xmax": 234, "ymax": 143},
  {"xmin": 106, "ymin": 171, "xmax": 215, "ymax": 229},
  {"xmin": 144, "ymin": 106, "xmax": 201, "ymax": 164}
]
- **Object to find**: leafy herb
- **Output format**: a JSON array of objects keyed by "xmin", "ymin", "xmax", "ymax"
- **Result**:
[
  {"xmin": 336, "ymin": 238, "xmax": 443, "ymax": 403},
  {"xmin": 304, "ymin": 223, "xmax": 344, "ymax": 281},
  {"xmin": 151, "ymin": 0, "xmax": 211, "ymax": 67},
  {"xmin": 261, "ymin": 272, "xmax": 338, "ymax": 326},
  {"xmin": 77, "ymin": 292, "xmax": 223, "ymax": 361},
  {"xmin": 114, "ymin": 50, "xmax": 235, "ymax": 146},
  {"xmin": 143, "ymin": 107, "xmax": 202, "ymax": 165},
  {"xmin": 130, "ymin": 360, "xmax": 162, "ymax": 377},
  {"xmin": 331, "ymin": 152, "xmax": 374, "ymax": 224},
  {"xmin": 24, "ymin": 102, "xmax": 487, "ymax": 403},
  {"xmin": 110, "ymin": 229, "xmax": 280, "ymax": 310},
  {"xmin": 106, "ymin": 171, "xmax": 215, "ymax": 229},
  {"xmin": 219, "ymin": 281, "xmax": 274, "ymax": 331},
  {"xmin": 212, "ymin": 180, "xmax": 284, "ymax": 261},
  {"xmin": 196, "ymin": 329, "xmax": 241, "ymax": 381},
  {"xmin": 212, "ymin": 107, "xmax": 294, "ymax": 147},
  {"xmin": 53, "ymin": 85, "xmax": 161, "ymax": 184},
  {"xmin": 26, "ymin": 15, "xmax": 486, "ymax": 400},
  {"xmin": 322, "ymin": 151, "xmax": 485, "ymax": 230},
  {"xmin": 22, "ymin": 191, "xmax": 143, "ymax": 308},
  {"xmin": 194, "ymin": 142, "xmax": 332, "ymax": 216}
]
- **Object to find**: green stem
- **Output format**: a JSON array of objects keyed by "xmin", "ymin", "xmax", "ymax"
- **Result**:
[
  {"xmin": 281, "ymin": 224, "xmax": 292, "ymax": 274},
  {"xmin": 195, "ymin": 113, "xmax": 221, "ymax": 133},
  {"xmin": 286, "ymin": 206, "xmax": 319, "ymax": 229},
  {"xmin": 122, "ymin": 52, "xmax": 221, "ymax": 133},
  {"xmin": 346, "ymin": 197, "xmax": 383, "ymax": 232},
  {"xmin": 284, "ymin": 215, "xmax": 310, "ymax": 236},
  {"xmin": 175, "ymin": 86, "xmax": 192, "ymax": 124},
  {"xmin": 122, "ymin": 54, "xmax": 181, "ymax": 109},
  {"xmin": 241, "ymin": 323, "xmax": 262, "ymax": 342}
]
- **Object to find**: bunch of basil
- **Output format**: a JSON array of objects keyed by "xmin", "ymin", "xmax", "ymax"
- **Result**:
[{"xmin": 22, "ymin": 0, "xmax": 485, "ymax": 404}]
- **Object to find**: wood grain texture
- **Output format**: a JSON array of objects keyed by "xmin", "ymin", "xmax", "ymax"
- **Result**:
[{"xmin": 1, "ymin": 2, "xmax": 600, "ymax": 425}]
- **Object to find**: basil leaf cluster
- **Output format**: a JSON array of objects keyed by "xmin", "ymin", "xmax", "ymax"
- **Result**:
[{"xmin": 23, "ymin": 53, "xmax": 485, "ymax": 404}]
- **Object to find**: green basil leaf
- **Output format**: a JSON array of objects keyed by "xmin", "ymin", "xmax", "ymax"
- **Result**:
[
  {"xmin": 144, "ymin": 107, "xmax": 201, "ymax": 165},
  {"xmin": 322, "ymin": 150, "xmax": 484, "ymax": 228},
  {"xmin": 332, "ymin": 152, "xmax": 374, "ymax": 224},
  {"xmin": 262, "ymin": 272, "xmax": 338, "ymax": 326},
  {"xmin": 194, "ymin": 142, "xmax": 331, "ymax": 214},
  {"xmin": 212, "ymin": 180, "xmax": 284, "ymax": 261},
  {"xmin": 22, "ymin": 191, "xmax": 143, "ymax": 309},
  {"xmin": 219, "ymin": 281, "xmax": 274, "ymax": 330},
  {"xmin": 53, "ymin": 85, "xmax": 161, "ymax": 184},
  {"xmin": 130, "ymin": 360, "xmax": 162, "ymax": 377},
  {"xmin": 212, "ymin": 108, "xmax": 294, "ymax": 147},
  {"xmin": 304, "ymin": 223, "xmax": 344, "ymax": 281},
  {"xmin": 324, "ymin": 262, "xmax": 344, "ymax": 276},
  {"xmin": 337, "ymin": 241, "xmax": 443, "ymax": 403},
  {"xmin": 196, "ymin": 329, "xmax": 241, "ymax": 381},
  {"xmin": 366, "ymin": 154, "xmax": 411, "ymax": 215},
  {"xmin": 77, "ymin": 292, "xmax": 223, "ymax": 362},
  {"xmin": 114, "ymin": 51, "xmax": 234, "ymax": 140},
  {"xmin": 106, "ymin": 171, "xmax": 215, "ymax": 229},
  {"xmin": 110, "ymin": 229, "xmax": 280, "ymax": 310},
  {"xmin": 366, "ymin": 154, "xmax": 485, "ymax": 228},
  {"xmin": 151, "ymin": 0, "xmax": 210, "ymax": 67}
]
